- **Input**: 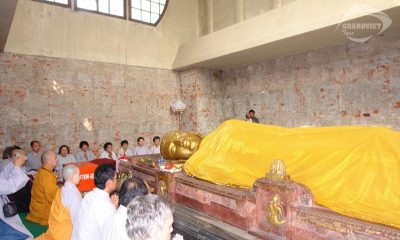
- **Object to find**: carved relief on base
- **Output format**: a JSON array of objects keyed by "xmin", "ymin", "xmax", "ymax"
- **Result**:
[
  {"xmin": 293, "ymin": 206, "xmax": 400, "ymax": 240},
  {"xmin": 121, "ymin": 157, "xmax": 400, "ymax": 240},
  {"xmin": 173, "ymin": 174, "xmax": 256, "ymax": 230}
]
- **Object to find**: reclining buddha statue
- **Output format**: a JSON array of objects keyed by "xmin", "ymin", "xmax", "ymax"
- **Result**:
[
  {"xmin": 161, "ymin": 131, "xmax": 203, "ymax": 160},
  {"xmin": 184, "ymin": 120, "xmax": 400, "ymax": 229}
]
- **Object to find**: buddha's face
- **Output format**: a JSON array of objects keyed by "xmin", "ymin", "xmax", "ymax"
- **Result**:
[{"xmin": 161, "ymin": 131, "xmax": 203, "ymax": 160}]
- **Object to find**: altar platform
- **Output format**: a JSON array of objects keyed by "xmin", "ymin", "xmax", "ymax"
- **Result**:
[{"xmin": 118, "ymin": 156, "xmax": 400, "ymax": 240}]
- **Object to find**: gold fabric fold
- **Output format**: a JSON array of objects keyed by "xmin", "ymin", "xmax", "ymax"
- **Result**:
[{"xmin": 184, "ymin": 120, "xmax": 400, "ymax": 228}]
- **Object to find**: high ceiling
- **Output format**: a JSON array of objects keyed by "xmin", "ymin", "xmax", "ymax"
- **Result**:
[
  {"xmin": 2, "ymin": 0, "xmax": 399, "ymax": 71},
  {"xmin": 0, "ymin": 0, "xmax": 18, "ymax": 52},
  {"xmin": 173, "ymin": 1, "xmax": 400, "ymax": 70}
]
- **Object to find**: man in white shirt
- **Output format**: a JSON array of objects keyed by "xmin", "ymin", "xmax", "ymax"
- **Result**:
[
  {"xmin": 0, "ymin": 150, "xmax": 33, "ymax": 239},
  {"xmin": 118, "ymin": 140, "xmax": 134, "ymax": 157},
  {"xmin": 72, "ymin": 164, "xmax": 118, "ymax": 240},
  {"xmin": 75, "ymin": 141, "xmax": 96, "ymax": 162},
  {"xmin": 26, "ymin": 140, "xmax": 43, "ymax": 171},
  {"xmin": 149, "ymin": 136, "xmax": 161, "ymax": 154},
  {"xmin": 133, "ymin": 137, "xmax": 149, "ymax": 156},
  {"xmin": 101, "ymin": 176, "xmax": 149, "ymax": 240}
]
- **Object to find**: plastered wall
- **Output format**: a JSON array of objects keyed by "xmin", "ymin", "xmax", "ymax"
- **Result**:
[{"xmin": 4, "ymin": 0, "xmax": 199, "ymax": 69}]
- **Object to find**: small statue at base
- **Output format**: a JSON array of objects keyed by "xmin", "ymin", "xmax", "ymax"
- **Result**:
[{"xmin": 267, "ymin": 194, "xmax": 286, "ymax": 225}]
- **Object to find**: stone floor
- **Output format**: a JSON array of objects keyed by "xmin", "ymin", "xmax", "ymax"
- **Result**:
[{"xmin": 173, "ymin": 204, "xmax": 263, "ymax": 240}]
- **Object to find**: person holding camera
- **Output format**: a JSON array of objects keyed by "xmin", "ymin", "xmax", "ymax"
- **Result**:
[{"xmin": 0, "ymin": 150, "xmax": 33, "ymax": 239}]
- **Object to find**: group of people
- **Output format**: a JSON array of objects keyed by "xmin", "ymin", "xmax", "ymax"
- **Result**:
[
  {"xmin": 4, "ymin": 136, "xmax": 161, "ymax": 182},
  {"xmin": 0, "ymin": 148, "xmax": 180, "ymax": 240},
  {"xmin": 99, "ymin": 136, "xmax": 161, "ymax": 161},
  {"xmin": 0, "ymin": 110, "xmax": 261, "ymax": 239},
  {"xmin": 1, "ymin": 136, "xmax": 161, "ymax": 175}
]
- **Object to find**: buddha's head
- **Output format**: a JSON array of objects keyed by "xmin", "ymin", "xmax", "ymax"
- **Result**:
[{"xmin": 160, "ymin": 131, "xmax": 203, "ymax": 160}]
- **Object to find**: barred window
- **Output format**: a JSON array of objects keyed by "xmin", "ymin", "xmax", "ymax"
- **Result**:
[
  {"xmin": 75, "ymin": 0, "xmax": 125, "ymax": 18},
  {"xmin": 35, "ymin": 0, "xmax": 168, "ymax": 26},
  {"xmin": 130, "ymin": 0, "xmax": 168, "ymax": 25},
  {"xmin": 34, "ymin": 0, "xmax": 70, "ymax": 7}
]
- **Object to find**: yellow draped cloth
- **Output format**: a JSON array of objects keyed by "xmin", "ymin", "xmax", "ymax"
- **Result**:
[
  {"xmin": 184, "ymin": 120, "xmax": 400, "ymax": 229},
  {"xmin": 35, "ymin": 189, "xmax": 72, "ymax": 240},
  {"xmin": 27, "ymin": 165, "xmax": 59, "ymax": 226}
]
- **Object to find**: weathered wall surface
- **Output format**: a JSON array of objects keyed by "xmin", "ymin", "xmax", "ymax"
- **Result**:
[
  {"xmin": 217, "ymin": 29, "xmax": 400, "ymax": 129},
  {"xmin": 212, "ymin": 0, "xmax": 239, "ymax": 32},
  {"xmin": 180, "ymin": 68, "xmax": 222, "ymax": 133},
  {"xmin": 198, "ymin": 0, "xmax": 299, "ymax": 36},
  {"xmin": 0, "ymin": 53, "xmax": 180, "ymax": 155},
  {"xmin": 5, "ymin": 0, "xmax": 198, "ymax": 69},
  {"xmin": 1, "ymin": 28, "xmax": 399, "ymax": 155}
]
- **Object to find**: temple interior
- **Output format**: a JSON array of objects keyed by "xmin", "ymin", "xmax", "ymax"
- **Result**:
[{"xmin": 1, "ymin": 0, "xmax": 400, "ymax": 239}]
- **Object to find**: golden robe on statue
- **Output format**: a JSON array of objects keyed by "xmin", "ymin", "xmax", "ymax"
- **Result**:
[
  {"xmin": 184, "ymin": 120, "xmax": 400, "ymax": 229},
  {"xmin": 35, "ymin": 190, "xmax": 72, "ymax": 240},
  {"xmin": 27, "ymin": 166, "xmax": 59, "ymax": 226}
]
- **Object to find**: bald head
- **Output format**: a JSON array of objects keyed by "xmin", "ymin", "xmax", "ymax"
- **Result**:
[
  {"xmin": 41, "ymin": 150, "xmax": 57, "ymax": 169},
  {"xmin": 62, "ymin": 165, "xmax": 80, "ymax": 183}
]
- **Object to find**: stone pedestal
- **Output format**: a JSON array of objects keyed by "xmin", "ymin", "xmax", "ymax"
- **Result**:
[
  {"xmin": 249, "ymin": 178, "xmax": 313, "ymax": 239},
  {"xmin": 173, "ymin": 173, "xmax": 256, "ymax": 230},
  {"xmin": 118, "ymin": 157, "xmax": 400, "ymax": 240}
]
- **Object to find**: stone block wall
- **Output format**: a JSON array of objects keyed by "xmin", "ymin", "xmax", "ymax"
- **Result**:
[{"xmin": 0, "ymin": 53, "xmax": 181, "ymax": 155}]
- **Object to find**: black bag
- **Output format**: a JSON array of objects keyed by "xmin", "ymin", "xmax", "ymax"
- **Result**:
[
  {"xmin": 7, "ymin": 180, "xmax": 32, "ymax": 213},
  {"xmin": 2, "ymin": 196, "xmax": 18, "ymax": 217}
]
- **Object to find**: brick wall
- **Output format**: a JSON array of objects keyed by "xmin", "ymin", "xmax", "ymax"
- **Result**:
[
  {"xmin": 1, "ymin": 29, "xmax": 400, "ymax": 155},
  {"xmin": 215, "ymin": 29, "xmax": 400, "ymax": 130},
  {"xmin": 0, "ymin": 53, "xmax": 181, "ymax": 156},
  {"xmin": 180, "ymin": 68, "xmax": 223, "ymax": 133}
]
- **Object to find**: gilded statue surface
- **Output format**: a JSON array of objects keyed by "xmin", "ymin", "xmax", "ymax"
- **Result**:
[
  {"xmin": 159, "ymin": 180, "xmax": 167, "ymax": 198},
  {"xmin": 161, "ymin": 131, "xmax": 203, "ymax": 160},
  {"xmin": 184, "ymin": 120, "xmax": 400, "ymax": 228},
  {"xmin": 266, "ymin": 159, "xmax": 290, "ymax": 181},
  {"xmin": 267, "ymin": 194, "xmax": 286, "ymax": 225}
]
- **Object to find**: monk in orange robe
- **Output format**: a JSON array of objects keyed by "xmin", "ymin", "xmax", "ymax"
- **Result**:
[
  {"xmin": 36, "ymin": 165, "xmax": 82, "ymax": 240},
  {"xmin": 27, "ymin": 151, "xmax": 59, "ymax": 225}
]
